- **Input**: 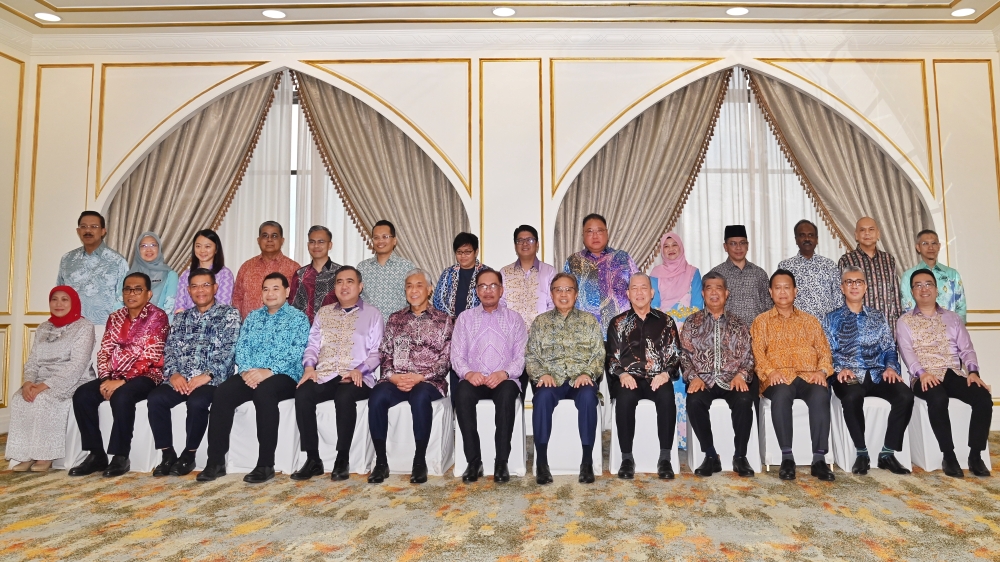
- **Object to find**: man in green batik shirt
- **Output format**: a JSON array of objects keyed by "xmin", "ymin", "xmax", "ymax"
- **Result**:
[{"xmin": 899, "ymin": 229, "xmax": 966, "ymax": 324}]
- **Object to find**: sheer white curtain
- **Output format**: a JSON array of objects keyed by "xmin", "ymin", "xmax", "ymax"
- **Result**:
[
  {"xmin": 217, "ymin": 71, "xmax": 293, "ymax": 268},
  {"xmin": 671, "ymin": 69, "xmax": 845, "ymax": 275}
]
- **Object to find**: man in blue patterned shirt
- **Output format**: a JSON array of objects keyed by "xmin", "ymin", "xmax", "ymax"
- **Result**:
[
  {"xmin": 56, "ymin": 211, "xmax": 129, "ymax": 325},
  {"xmin": 777, "ymin": 220, "xmax": 843, "ymax": 322},
  {"xmin": 899, "ymin": 229, "xmax": 967, "ymax": 323},
  {"xmin": 147, "ymin": 268, "xmax": 241, "ymax": 478},
  {"xmin": 823, "ymin": 265, "xmax": 913, "ymax": 476}
]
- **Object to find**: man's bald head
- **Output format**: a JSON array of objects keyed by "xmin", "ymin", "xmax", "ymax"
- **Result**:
[{"xmin": 854, "ymin": 216, "xmax": 880, "ymax": 252}]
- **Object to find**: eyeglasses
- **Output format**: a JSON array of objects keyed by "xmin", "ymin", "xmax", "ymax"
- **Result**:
[
  {"xmin": 515, "ymin": 237, "xmax": 537, "ymax": 246},
  {"xmin": 139, "ymin": 243, "xmax": 158, "ymax": 249},
  {"xmin": 584, "ymin": 229, "xmax": 607, "ymax": 236},
  {"xmin": 455, "ymin": 250, "xmax": 476, "ymax": 257},
  {"xmin": 258, "ymin": 233, "xmax": 281, "ymax": 240},
  {"xmin": 917, "ymin": 241, "xmax": 941, "ymax": 248},
  {"xmin": 372, "ymin": 234, "xmax": 394, "ymax": 242},
  {"xmin": 477, "ymin": 283, "xmax": 501, "ymax": 291},
  {"xmin": 726, "ymin": 240, "xmax": 749, "ymax": 248},
  {"xmin": 552, "ymin": 286, "xmax": 576, "ymax": 293},
  {"xmin": 188, "ymin": 282, "xmax": 214, "ymax": 290},
  {"xmin": 77, "ymin": 225, "xmax": 102, "ymax": 231},
  {"xmin": 122, "ymin": 287, "xmax": 146, "ymax": 295},
  {"xmin": 842, "ymin": 279, "xmax": 866, "ymax": 287},
  {"xmin": 912, "ymin": 281, "xmax": 936, "ymax": 290}
]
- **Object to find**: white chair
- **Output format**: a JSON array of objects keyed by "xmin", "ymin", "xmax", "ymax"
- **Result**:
[
  {"xmin": 909, "ymin": 397, "xmax": 992, "ymax": 472},
  {"xmin": 759, "ymin": 396, "xmax": 833, "ymax": 466},
  {"xmin": 226, "ymin": 399, "xmax": 300, "ymax": 474},
  {"xmin": 454, "ymin": 399, "xmax": 527, "ymax": 477},
  {"xmin": 290, "ymin": 400, "xmax": 375, "ymax": 475},
  {"xmin": 687, "ymin": 400, "xmax": 762, "ymax": 473},
  {"xmin": 609, "ymin": 400, "xmax": 679, "ymax": 475},
  {"xmin": 599, "ymin": 376, "xmax": 613, "ymax": 429},
  {"xmin": 56, "ymin": 400, "xmax": 159, "ymax": 472},
  {"xmin": 385, "ymin": 397, "xmax": 455, "ymax": 476},
  {"xmin": 830, "ymin": 395, "xmax": 912, "ymax": 472},
  {"xmin": 168, "ymin": 401, "xmax": 211, "ymax": 471},
  {"xmin": 535, "ymin": 399, "xmax": 603, "ymax": 476}
]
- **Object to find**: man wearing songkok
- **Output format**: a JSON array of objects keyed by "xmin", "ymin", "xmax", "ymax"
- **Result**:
[
  {"xmin": 823, "ymin": 266, "xmax": 913, "ymax": 476},
  {"xmin": 232, "ymin": 221, "xmax": 300, "ymax": 319},
  {"xmin": 900, "ymin": 229, "xmax": 966, "ymax": 323},
  {"xmin": 500, "ymin": 225, "xmax": 555, "ymax": 328},
  {"xmin": 452, "ymin": 269, "xmax": 528, "ymax": 484},
  {"xmin": 197, "ymin": 272, "xmax": 310, "ymax": 484},
  {"xmin": 147, "ymin": 268, "xmax": 241, "ymax": 477},
  {"xmin": 777, "ymin": 219, "xmax": 843, "ymax": 322},
  {"xmin": 897, "ymin": 269, "xmax": 992, "ymax": 478},
  {"xmin": 563, "ymin": 213, "xmax": 638, "ymax": 335},
  {"xmin": 69, "ymin": 272, "xmax": 169, "ymax": 478},
  {"xmin": 681, "ymin": 271, "xmax": 757, "ymax": 478},
  {"xmin": 358, "ymin": 220, "xmax": 416, "ymax": 322},
  {"xmin": 709, "ymin": 224, "xmax": 771, "ymax": 325},
  {"xmin": 289, "ymin": 225, "xmax": 341, "ymax": 323},
  {"xmin": 752, "ymin": 269, "xmax": 836, "ymax": 482},
  {"xmin": 368, "ymin": 270, "xmax": 453, "ymax": 485},
  {"xmin": 838, "ymin": 217, "xmax": 902, "ymax": 330},
  {"xmin": 292, "ymin": 266, "xmax": 383, "ymax": 482},
  {"xmin": 57, "ymin": 211, "xmax": 129, "ymax": 325},
  {"xmin": 526, "ymin": 273, "xmax": 605, "ymax": 485},
  {"xmin": 607, "ymin": 273, "xmax": 681, "ymax": 481},
  {"xmin": 434, "ymin": 232, "xmax": 489, "ymax": 317}
]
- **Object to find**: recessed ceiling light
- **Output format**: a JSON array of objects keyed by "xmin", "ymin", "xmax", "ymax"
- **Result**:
[
  {"xmin": 493, "ymin": 7, "xmax": 516, "ymax": 17},
  {"xmin": 34, "ymin": 12, "xmax": 61, "ymax": 22},
  {"xmin": 951, "ymin": 8, "xmax": 975, "ymax": 16},
  {"xmin": 261, "ymin": 9, "xmax": 286, "ymax": 19},
  {"xmin": 726, "ymin": 7, "xmax": 749, "ymax": 15}
]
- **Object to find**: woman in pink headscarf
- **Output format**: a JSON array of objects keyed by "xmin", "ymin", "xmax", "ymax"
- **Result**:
[{"xmin": 649, "ymin": 232, "xmax": 704, "ymax": 328}]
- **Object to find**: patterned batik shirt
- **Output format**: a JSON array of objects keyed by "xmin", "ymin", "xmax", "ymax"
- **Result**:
[
  {"xmin": 57, "ymin": 242, "xmax": 130, "ymax": 325},
  {"xmin": 525, "ymin": 308, "xmax": 605, "ymax": 386},
  {"xmin": 899, "ymin": 261, "xmax": 967, "ymax": 323},
  {"xmin": 606, "ymin": 308, "xmax": 682, "ymax": 381},
  {"xmin": 175, "ymin": 267, "xmax": 235, "ymax": 312},
  {"xmin": 451, "ymin": 303, "xmax": 529, "ymax": 390},
  {"xmin": 231, "ymin": 253, "xmax": 301, "ymax": 319},
  {"xmin": 708, "ymin": 259, "xmax": 773, "ymax": 326},
  {"xmin": 380, "ymin": 306, "xmax": 454, "ymax": 396},
  {"xmin": 777, "ymin": 252, "xmax": 844, "ymax": 322},
  {"xmin": 98, "ymin": 302, "xmax": 170, "ymax": 383},
  {"xmin": 896, "ymin": 306, "xmax": 979, "ymax": 385},
  {"xmin": 433, "ymin": 262, "xmax": 489, "ymax": 317},
  {"xmin": 234, "ymin": 303, "xmax": 310, "ymax": 382},
  {"xmin": 750, "ymin": 307, "xmax": 834, "ymax": 393},
  {"xmin": 679, "ymin": 309, "xmax": 754, "ymax": 389},
  {"xmin": 289, "ymin": 258, "xmax": 341, "ymax": 323},
  {"xmin": 302, "ymin": 300, "xmax": 384, "ymax": 386},
  {"xmin": 822, "ymin": 304, "xmax": 900, "ymax": 384},
  {"xmin": 163, "ymin": 302, "xmax": 241, "ymax": 386},
  {"xmin": 499, "ymin": 259, "xmax": 555, "ymax": 328},
  {"xmin": 564, "ymin": 247, "xmax": 638, "ymax": 336},
  {"xmin": 357, "ymin": 253, "xmax": 416, "ymax": 321},
  {"xmin": 838, "ymin": 246, "xmax": 902, "ymax": 331}
]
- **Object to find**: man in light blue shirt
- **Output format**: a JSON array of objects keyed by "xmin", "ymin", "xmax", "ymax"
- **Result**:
[
  {"xmin": 899, "ymin": 229, "xmax": 966, "ymax": 323},
  {"xmin": 56, "ymin": 211, "xmax": 129, "ymax": 325}
]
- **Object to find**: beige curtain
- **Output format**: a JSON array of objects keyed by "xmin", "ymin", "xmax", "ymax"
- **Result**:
[
  {"xmin": 747, "ymin": 70, "xmax": 933, "ymax": 271},
  {"xmin": 107, "ymin": 72, "xmax": 282, "ymax": 270},
  {"xmin": 293, "ymin": 70, "xmax": 469, "ymax": 275},
  {"xmin": 553, "ymin": 69, "xmax": 732, "ymax": 269}
]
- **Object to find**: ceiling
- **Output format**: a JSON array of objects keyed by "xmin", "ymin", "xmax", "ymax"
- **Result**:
[{"xmin": 2, "ymin": 0, "xmax": 1000, "ymax": 30}]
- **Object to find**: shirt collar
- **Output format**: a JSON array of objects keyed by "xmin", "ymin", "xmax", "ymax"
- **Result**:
[
  {"xmin": 583, "ymin": 247, "xmax": 613, "ymax": 259},
  {"xmin": 334, "ymin": 299, "xmax": 365, "ymax": 313},
  {"xmin": 911, "ymin": 305, "xmax": 946, "ymax": 318},
  {"xmin": 509, "ymin": 258, "xmax": 540, "ymax": 272}
]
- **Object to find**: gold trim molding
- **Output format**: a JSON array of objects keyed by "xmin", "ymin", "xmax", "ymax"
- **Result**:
[
  {"xmin": 20, "ymin": 323, "xmax": 39, "ymax": 389},
  {"xmin": 0, "ymin": 50, "xmax": 23, "ymax": 317},
  {"xmin": 0, "ymin": 323, "xmax": 8, "ymax": 408}
]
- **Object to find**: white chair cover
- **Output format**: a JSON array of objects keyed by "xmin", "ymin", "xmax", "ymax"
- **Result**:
[
  {"xmin": 599, "ymin": 376, "xmax": 613, "ymax": 428},
  {"xmin": 830, "ymin": 395, "xmax": 911, "ymax": 472},
  {"xmin": 290, "ymin": 399, "xmax": 375, "ymax": 475},
  {"xmin": 759, "ymin": 396, "xmax": 834, "ymax": 466},
  {"xmin": 226, "ymin": 399, "xmax": 300, "ymax": 474},
  {"xmin": 609, "ymin": 399, "xmax": 679, "ymax": 474},
  {"xmin": 687, "ymin": 399, "xmax": 762, "ymax": 473},
  {"xmin": 454, "ymin": 399, "xmax": 527, "ymax": 477},
  {"xmin": 910, "ymin": 397, "xmax": 992, "ymax": 472},
  {"xmin": 56, "ymin": 400, "xmax": 159, "ymax": 472},
  {"xmin": 536, "ymin": 399, "xmax": 603, "ymax": 476},
  {"xmin": 386, "ymin": 397, "xmax": 455, "ymax": 476}
]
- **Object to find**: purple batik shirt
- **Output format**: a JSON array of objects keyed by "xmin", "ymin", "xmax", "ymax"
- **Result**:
[
  {"xmin": 302, "ymin": 299, "xmax": 384, "ymax": 386},
  {"xmin": 451, "ymin": 303, "xmax": 529, "ymax": 390}
]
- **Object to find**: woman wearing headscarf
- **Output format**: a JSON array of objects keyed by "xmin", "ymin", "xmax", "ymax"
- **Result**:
[
  {"xmin": 129, "ymin": 231, "xmax": 179, "ymax": 322},
  {"xmin": 649, "ymin": 232, "xmax": 704, "ymax": 450},
  {"xmin": 6, "ymin": 287, "xmax": 95, "ymax": 472}
]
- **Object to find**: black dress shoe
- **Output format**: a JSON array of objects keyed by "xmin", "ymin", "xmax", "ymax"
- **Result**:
[
  {"xmin": 657, "ymin": 459, "xmax": 675, "ymax": 480},
  {"xmin": 617, "ymin": 458, "xmax": 635, "ymax": 480},
  {"xmin": 368, "ymin": 463, "xmax": 390, "ymax": 484},
  {"xmin": 535, "ymin": 463, "xmax": 553, "ymax": 485},
  {"xmin": 579, "ymin": 462, "xmax": 596, "ymax": 484},
  {"xmin": 811, "ymin": 460, "xmax": 835, "ymax": 482},
  {"xmin": 969, "ymin": 455, "xmax": 991, "ymax": 477},
  {"xmin": 170, "ymin": 452, "xmax": 197, "ymax": 477},
  {"xmin": 243, "ymin": 466, "xmax": 275, "ymax": 484},
  {"xmin": 852, "ymin": 455, "xmax": 870, "ymax": 475},
  {"xmin": 778, "ymin": 459, "xmax": 796, "ymax": 480},
  {"xmin": 877, "ymin": 454, "xmax": 911, "ymax": 475},
  {"xmin": 493, "ymin": 461, "xmax": 510, "ymax": 483},
  {"xmin": 733, "ymin": 456, "xmax": 755, "ymax": 477},
  {"xmin": 68, "ymin": 452, "xmax": 109, "ymax": 477},
  {"xmin": 694, "ymin": 456, "xmax": 722, "ymax": 477},
  {"xmin": 196, "ymin": 463, "xmax": 226, "ymax": 482},
  {"xmin": 462, "ymin": 461, "xmax": 484, "ymax": 483},
  {"xmin": 409, "ymin": 463, "xmax": 428, "ymax": 484},
  {"xmin": 153, "ymin": 450, "xmax": 177, "ymax": 477},
  {"xmin": 331, "ymin": 458, "xmax": 350, "ymax": 481},
  {"xmin": 942, "ymin": 457, "xmax": 964, "ymax": 478},
  {"xmin": 102, "ymin": 455, "xmax": 131, "ymax": 478},
  {"xmin": 290, "ymin": 457, "xmax": 324, "ymax": 481}
]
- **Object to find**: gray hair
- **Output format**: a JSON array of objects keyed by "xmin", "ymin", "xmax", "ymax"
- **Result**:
[
  {"xmin": 307, "ymin": 225, "xmax": 333, "ymax": 241},
  {"xmin": 701, "ymin": 270, "xmax": 727, "ymax": 290},
  {"xmin": 840, "ymin": 264, "xmax": 864, "ymax": 281},
  {"xmin": 404, "ymin": 268, "xmax": 433, "ymax": 286},
  {"xmin": 629, "ymin": 272, "xmax": 652, "ymax": 287}
]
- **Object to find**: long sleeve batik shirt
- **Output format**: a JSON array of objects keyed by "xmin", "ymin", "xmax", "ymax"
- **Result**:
[
  {"xmin": 525, "ymin": 308, "xmax": 605, "ymax": 386},
  {"xmin": 451, "ymin": 304, "xmax": 529, "ymax": 390},
  {"xmin": 302, "ymin": 300, "xmax": 384, "ymax": 387},
  {"xmin": 380, "ymin": 306, "xmax": 454, "ymax": 396},
  {"xmin": 899, "ymin": 261, "xmax": 967, "ymax": 323},
  {"xmin": 708, "ymin": 259, "xmax": 773, "ymax": 326},
  {"xmin": 679, "ymin": 309, "xmax": 754, "ymax": 389},
  {"xmin": 163, "ymin": 302, "xmax": 241, "ymax": 386},
  {"xmin": 57, "ymin": 242, "xmax": 129, "ymax": 325},
  {"xmin": 175, "ymin": 267, "xmax": 235, "ymax": 312},
  {"xmin": 289, "ymin": 258, "xmax": 341, "ymax": 323},
  {"xmin": 358, "ymin": 254, "xmax": 417, "ymax": 322},
  {"xmin": 606, "ymin": 308, "xmax": 682, "ymax": 381},
  {"xmin": 896, "ymin": 306, "xmax": 979, "ymax": 385},
  {"xmin": 499, "ymin": 259, "xmax": 556, "ymax": 328},
  {"xmin": 777, "ymin": 252, "xmax": 844, "ymax": 322},
  {"xmin": 751, "ymin": 307, "xmax": 834, "ymax": 393},
  {"xmin": 838, "ymin": 246, "xmax": 902, "ymax": 331},
  {"xmin": 433, "ymin": 262, "xmax": 489, "ymax": 317},
  {"xmin": 564, "ymin": 247, "xmax": 638, "ymax": 336},
  {"xmin": 98, "ymin": 302, "xmax": 170, "ymax": 383},
  {"xmin": 234, "ymin": 303, "xmax": 310, "ymax": 382},
  {"xmin": 232, "ymin": 254, "xmax": 301, "ymax": 319},
  {"xmin": 822, "ymin": 304, "xmax": 900, "ymax": 384}
]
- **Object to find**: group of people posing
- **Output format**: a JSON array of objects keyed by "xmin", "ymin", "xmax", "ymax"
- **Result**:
[{"xmin": 5, "ymin": 209, "xmax": 989, "ymax": 485}]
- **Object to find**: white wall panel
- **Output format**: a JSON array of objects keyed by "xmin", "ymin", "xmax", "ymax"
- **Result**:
[{"xmin": 0, "ymin": 52, "xmax": 22, "ymax": 315}]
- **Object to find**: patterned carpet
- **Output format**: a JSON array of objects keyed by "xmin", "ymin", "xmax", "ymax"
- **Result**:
[{"xmin": 3, "ymin": 432, "xmax": 1000, "ymax": 561}]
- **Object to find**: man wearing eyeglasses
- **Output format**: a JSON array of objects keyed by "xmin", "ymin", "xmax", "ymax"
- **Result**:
[
  {"xmin": 289, "ymin": 225, "xmax": 341, "ymax": 323},
  {"xmin": 57, "ymin": 211, "xmax": 129, "ymax": 325},
  {"xmin": 357, "ymin": 220, "xmax": 416, "ymax": 322},
  {"xmin": 708, "ymin": 225, "xmax": 772, "ymax": 326},
  {"xmin": 897, "ymin": 269, "xmax": 991, "ymax": 478},
  {"xmin": 451, "ymin": 269, "xmax": 528, "ymax": 484},
  {"xmin": 231, "ymin": 221, "xmax": 300, "ymax": 319},
  {"xmin": 563, "ymin": 214, "xmax": 637, "ymax": 335},
  {"xmin": 838, "ymin": 217, "xmax": 902, "ymax": 331},
  {"xmin": 823, "ymin": 266, "xmax": 913, "ymax": 476},
  {"xmin": 899, "ymin": 229, "xmax": 966, "ymax": 324}
]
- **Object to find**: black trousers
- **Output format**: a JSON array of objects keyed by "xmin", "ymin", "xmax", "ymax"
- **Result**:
[
  {"xmin": 608, "ymin": 375, "xmax": 676, "ymax": 453},
  {"xmin": 762, "ymin": 377, "xmax": 831, "ymax": 456},
  {"xmin": 830, "ymin": 372, "xmax": 913, "ymax": 452},
  {"xmin": 912, "ymin": 369, "xmax": 993, "ymax": 453},
  {"xmin": 295, "ymin": 377, "xmax": 372, "ymax": 455},
  {"xmin": 147, "ymin": 383, "xmax": 216, "ymax": 451},
  {"xmin": 686, "ymin": 377, "xmax": 759, "ymax": 458},
  {"xmin": 205, "ymin": 374, "xmax": 297, "ymax": 467},
  {"xmin": 73, "ymin": 376, "xmax": 157, "ymax": 457},
  {"xmin": 453, "ymin": 379, "xmax": 520, "ymax": 465}
]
